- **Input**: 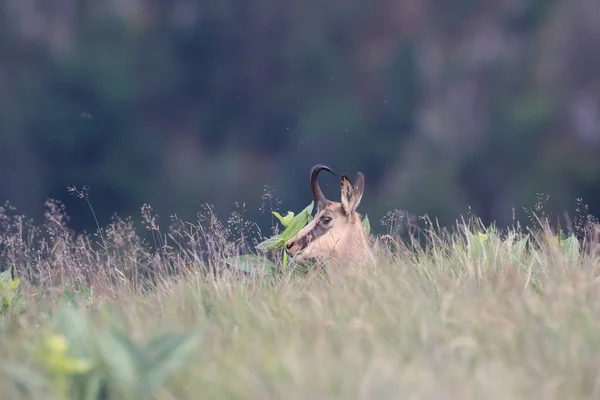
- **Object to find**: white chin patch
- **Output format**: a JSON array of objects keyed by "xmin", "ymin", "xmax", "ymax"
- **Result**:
[{"xmin": 291, "ymin": 249, "xmax": 312, "ymax": 262}]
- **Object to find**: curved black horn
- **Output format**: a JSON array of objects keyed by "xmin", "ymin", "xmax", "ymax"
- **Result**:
[{"xmin": 310, "ymin": 164, "xmax": 335, "ymax": 206}]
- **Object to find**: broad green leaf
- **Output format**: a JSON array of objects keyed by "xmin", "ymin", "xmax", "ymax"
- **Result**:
[
  {"xmin": 257, "ymin": 203, "xmax": 315, "ymax": 251},
  {"xmin": 362, "ymin": 214, "xmax": 371, "ymax": 234},
  {"xmin": 255, "ymin": 234, "xmax": 285, "ymax": 251},
  {"xmin": 60, "ymin": 287, "xmax": 93, "ymax": 307},
  {"xmin": 94, "ymin": 331, "xmax": 141, "ymax": 399},
  {"xmin": 514, "ymin": 234, "xmax": 529, "ymax": 255},
  {"xmin": 559, "ymin": 229, "xmax": 567, "ymax": 242},
  {"xmin": 280, "ymin": 202, "xmax": 314, "ymax": 242},
  {"xmin": 53, "ymin": 306, "xmax": 93, "ymax": 359},
  {"xmin": 561, "ymin": 234, "xmax": 580, "ymax": 260},
  {"xmin": 147, "ymin": 332, "xmax": 198, "ymax": 361},
  {"xmin": 9, "ymin": 293, "xmax": 26, "ymax": 314},
  {"xmin": 144, "ymin": 331, "xmax": 202, "ymax": 394},
  {"xmin": 78, "ymin": 286, "xmax": 94, "ymax": 304},
  {"xmin": 80, "ymin": 374, "xmax": 103, "ymax": 400},
  {"xmin": 1, "ymin": 363, "xmax": 47, "ymax": 394},
  {"xmin": 272, "ymin": 211, "xmax": 295, "ymax": 228},
  {"xmin": 2, "ymin": 296, "xmax": 10, "ymax": 312},
  {"xmin": 61, "ymin": 288, "xmax": 79, "ymax": 307},
  {"xmin": 8, "ymin": 275, "xmax": 19, "ymax": 290},
  {"xmin": 110, "ymin": 330, "xmax": 150, "ymax": 370},
  {"xmin": 224, "ymin": 255, "xmax": 276, "ymax": 276},
  {"xmin": 44, "ymin": 355, "xmax": 92, "ymax": 375},
  {"xmin": 0, "ymin": 269, "xmax": 11, "ymax": 282}
]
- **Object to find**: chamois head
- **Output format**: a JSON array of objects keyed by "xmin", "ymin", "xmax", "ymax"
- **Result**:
[{"xmin": 285, "ymin": 164, "xmax": 374, "ymax": 265}]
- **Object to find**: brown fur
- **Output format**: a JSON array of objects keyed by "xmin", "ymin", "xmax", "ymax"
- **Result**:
[{"xmin": 285, "ymin": 166, "xmax": 374, "ymax": 266}]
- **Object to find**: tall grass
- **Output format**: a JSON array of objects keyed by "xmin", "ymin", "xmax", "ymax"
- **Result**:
[{"xmin": 1, "ymin": 194, "xmax": 600, "ymax": 399}]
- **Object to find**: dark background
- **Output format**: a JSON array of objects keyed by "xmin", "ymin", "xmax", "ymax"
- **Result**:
[{"xmin": 1, "ymin": 0, "xmax": 599, "ymax": 236}]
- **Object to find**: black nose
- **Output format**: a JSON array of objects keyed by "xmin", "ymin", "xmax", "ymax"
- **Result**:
[{"xmin": 285, "ymin": 241, "xmax": 293, "ymax": 250}]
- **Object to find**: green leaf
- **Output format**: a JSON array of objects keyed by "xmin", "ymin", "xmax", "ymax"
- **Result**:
[
  {"xmin": 1, "ymin": 363, "xmax": 47, "ymax": 395},
  {"xmin": 255, "ymin": 234, "xmax": 285, "ymax": 252},
  {"xmin": 144, "ymin": 331, "xmax": 201, "ymax": 394},
  {"xmin": 110, "ymin": 330, "xmax": 150, "ymax": 370},
  {"xmin": 79, "ymin": 286, "xmax": 94, "ymax": 303},
  {"xmin": 94, "ymin": 331, "xmax": 141, "ymax": 399},
  {"xmin": 282, "ymin": 251, "xmax": 289, "ymax": 270},
  {"xmin": 280, "ymin": 202, "xmax": 314, "ymax": 242},
  {"xmin": 80, "ymin": 374, "xmax": 104, "ymax": 400},
  {"xmin": 272, "ymin": 211, "xmax": 295, "ymax": 228},
  {"xmin": 512, "ymin": 234, "xmax": 529, "ymax": 257},
  {"xmin": 61, "ymin": 288, "xmax": 79, "ymax": 307},
  {"xmin": 9, "ymin": 293, "xmax": 26, "ymax": 314},
  {"xmin": 561, "ymin": 234, "xmax": 580, "ymax": 260},
  {"xmin": 53, "ymin": 306, "xmax": 93, "ymax": 359},
  {"xmin": 256, "ymin": 202, "xmax": 315, "ymax": 252},
  {"xmin": 0, "ymin": 266, "xmax": 18, "ymax": 289},
  {"xmin": 0, "ymin": 269, "xmax": 11, "ymax": 282},
  {"xmin": 8, "ymin": 275, "xmax": 19, "ymax": 291},
  {"xmin": 362, "ymin": 214, "xmax": 371, "ymax": 234},
  {"xmin": 559, "ymin": 229, "xmax": 567, "ymax": 242},
  {"xmin": 224, "ymin": 255, "xmax": 277, "ymax": 276}
]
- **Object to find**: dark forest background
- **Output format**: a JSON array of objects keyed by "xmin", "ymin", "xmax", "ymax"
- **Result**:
[{"xmin": 1, "ymin": 0, "xmax": 600, "ymax": 237}]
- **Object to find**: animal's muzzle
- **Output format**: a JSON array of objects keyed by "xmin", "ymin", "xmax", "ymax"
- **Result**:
[{"xmin": 285, "ymin": 240, "xmax": 299, "ymax": 256}]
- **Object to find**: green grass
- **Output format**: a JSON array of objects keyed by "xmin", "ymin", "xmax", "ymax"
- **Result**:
[{"xmin": 1, "ymin": 197, "xmax": 600, "ymax": 399}]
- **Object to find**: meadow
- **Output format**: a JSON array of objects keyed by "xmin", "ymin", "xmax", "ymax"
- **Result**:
[{"xmin": 1, "ymin": 191, "xmax": 600, "ymax": 400}]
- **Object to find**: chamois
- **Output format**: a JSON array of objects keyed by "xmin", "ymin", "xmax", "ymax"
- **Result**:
[{"xmin": 285, "ymin": 164, "xmax": 375, "ymax": 266}]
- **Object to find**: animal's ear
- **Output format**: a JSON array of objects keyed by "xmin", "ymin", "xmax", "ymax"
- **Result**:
[
  {"xmin": 352, "ymin": 172, "xmax": 364, "ymax": 209},
  {"xmin": 340, "ymin": 174, "xmax": 356, "ymax": 215}
]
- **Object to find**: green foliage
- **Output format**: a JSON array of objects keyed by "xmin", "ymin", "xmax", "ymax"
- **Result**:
[
  {"xmin": 258, "ymin": 201, "xmax": 316, "ymax": 252},
  {"xmin": 60, "ymin": 287, "xmax": 95, "ymax": 309},
  {"xmin": 3, "ymin": 203, "xmax": 600, "ymax": 399},
  {"xmin": 560, "ymin": 234, "xmax": 580, "ymax": 260},
  {"xmin": 362, "ymin": 214, "xmax": 371, "ymax": 234},
  {"xmin": 226, "ymin": 201, "xmax": 315, "ymax": 274},
  {"xmin": 2, "ymin": 305, "xmax": 202, "ymax": 400},
  {"xmin": 545, "ymin": 228, "xmax": 581, "ymax": 262},
  {"xmin": 0, "ymin": 267, "xmax": 25, "ymax": 316},
  {"xmin": 223, "ymin": 254, "xmax": 278, "ymax": 276},
  {"xmin": 462, "ymin": 226, "xmax": 529, "ymax": 269},
  {"xmin": 228, "ymin": 202, "xmax": 372, "ymax": 274}
]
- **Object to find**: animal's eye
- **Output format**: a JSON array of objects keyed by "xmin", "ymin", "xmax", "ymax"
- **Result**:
[{"xmin": 320, "ymin": 215, "xmax": 332, "ymax": 224}]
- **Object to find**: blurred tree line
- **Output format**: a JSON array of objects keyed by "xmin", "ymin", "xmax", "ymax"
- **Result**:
[{"xmin": 0, "ymin": 0, "xmax": 599, "ymax": 236}]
